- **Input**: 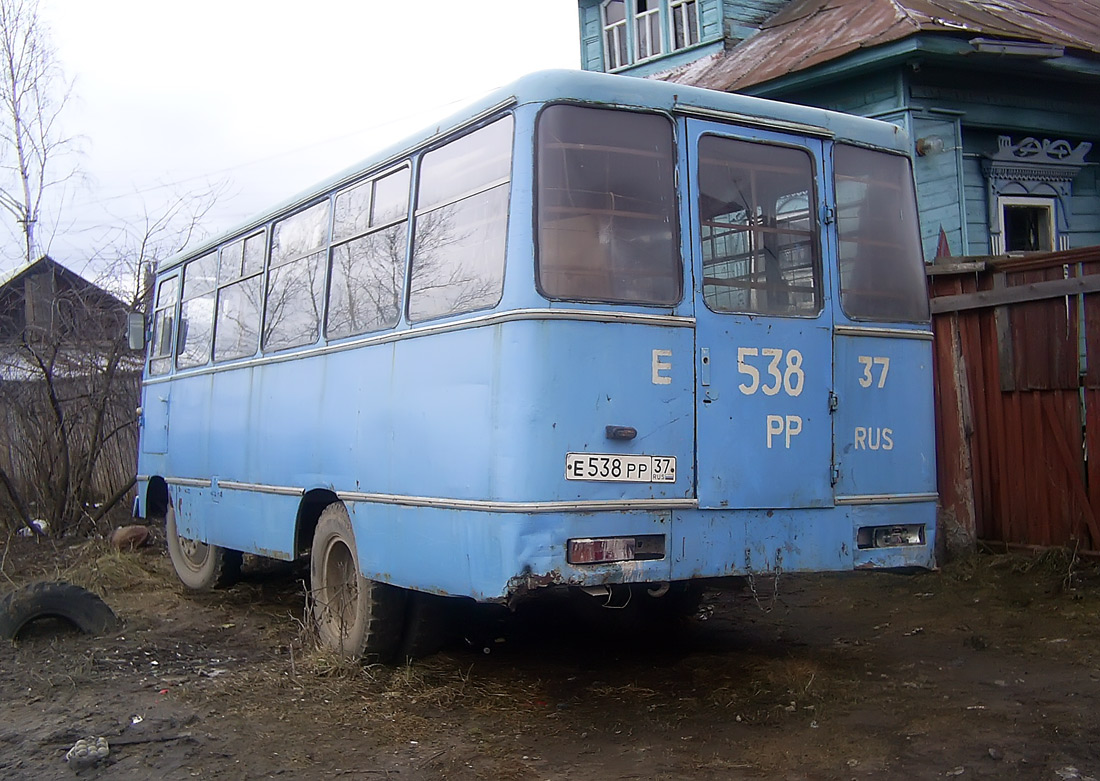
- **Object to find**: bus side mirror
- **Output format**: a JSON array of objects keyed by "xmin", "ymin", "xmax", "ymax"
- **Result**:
[{"xmin": 127, "ymin": 312, "xmax": 146, "ymax": 351}]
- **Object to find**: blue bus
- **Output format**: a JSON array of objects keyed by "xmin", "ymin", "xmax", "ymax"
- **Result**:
[{"xmin": 134, "ymin": 69, "xmax": 936, "ymax": 660}]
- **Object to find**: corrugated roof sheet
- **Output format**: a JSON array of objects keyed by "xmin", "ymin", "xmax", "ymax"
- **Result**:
[{"xmin": 655, "ymin": 0, "xmax": 1100, "ymax": 91}]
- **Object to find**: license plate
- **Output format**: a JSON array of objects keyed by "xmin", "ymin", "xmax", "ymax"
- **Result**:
[{"xmin": 565, "ymin": 453, "xmax": 676, "ymax": 483}]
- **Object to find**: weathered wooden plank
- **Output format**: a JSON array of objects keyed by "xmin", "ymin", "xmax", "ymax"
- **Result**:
[
  {"xmin": 1086, "ymin": 389, "xmax": 1100, "ymax": 549},
  {"xmin": 1040, "ymin": 395, "xmax": 1100, "ymax": 546},
  {"xmin": 928, "ymin": 247, "xmax": 1100, "ymax": 553},
  {"xmin": 930, "ymin": 275, "xmax": 1100, "ymax": 314},
  {"xmin": 931, "ymin": 306, "xmax": 977, "ymax": 556},
  {"xmin": 926, "ymin": 260, "xmax": 988, "ymax": 276},
  {"xmin": 981, "ymin": 308, "xmax": 1014, "ymax": 543}
]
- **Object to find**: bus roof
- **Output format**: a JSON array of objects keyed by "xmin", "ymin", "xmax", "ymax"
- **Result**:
[{"xmin": 159, "ymin": 68, "xmax": 911, "ymax": 272}]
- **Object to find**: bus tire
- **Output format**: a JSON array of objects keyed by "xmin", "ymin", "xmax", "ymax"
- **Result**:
[
  {"xmin": 0, "ymin": 582, "xmax": 119, "ymax": 641},
  {"xmin": 310, "ymin": 503, "xmax": 405, "ymax": 661},
  {"xmin": 165, "ymin": 507, "xmax": 242, "ymax": 591},
  {"xmin": 398, "ymin": 591, "xmax": 453, "ymax": 661}
]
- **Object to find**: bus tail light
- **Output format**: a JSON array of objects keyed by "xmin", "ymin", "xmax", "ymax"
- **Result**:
[
  {"xmin": 568, "ymin": 535, "xmax": 665, "ymax": 564},
  {"xmin": 857, "ymin": 524, "xmax": 925, "ymax": 549}
]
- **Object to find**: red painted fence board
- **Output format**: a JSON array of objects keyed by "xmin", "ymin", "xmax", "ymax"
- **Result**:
[{"xmin": 929, "ymin": 248, "xmax": 1100, "ymax": 556}]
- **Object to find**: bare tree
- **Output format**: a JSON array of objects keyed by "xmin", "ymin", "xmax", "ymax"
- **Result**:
[
  {"xmin": 0, "ymin": 0, "xmax": 75, "ymax": 266},
  {"xmin": 0, "ymin": 187, "xmax": 224, "ymax": 537}
]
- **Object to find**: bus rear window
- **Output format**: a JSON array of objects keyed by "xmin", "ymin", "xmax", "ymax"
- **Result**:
[
  {"xmin": 536, "ymin": 105, "xmax": 680, "ymax": 305},
  {"xmin": 697, "ymin": 136, "xmax": 820, "ymax": 317},
  {"xmin": 835, "ymin": 145, "xmax": 929, "ymax": 322}
]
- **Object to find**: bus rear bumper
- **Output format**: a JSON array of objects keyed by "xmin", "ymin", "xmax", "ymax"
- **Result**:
[{"xmin": 366, "ymin": 500, "xmax": 938, "ymax": 603}]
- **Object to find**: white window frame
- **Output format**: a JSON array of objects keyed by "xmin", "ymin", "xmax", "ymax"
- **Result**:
[
  {"xmin": 634, "ymin": 0, "xmax": 664, "ymax": 61},
  {"xmin": 995, "ymin": 195, "xmax": 1057, "ymax": 255},
  {"xmin": 601, "ymin": 0, "xmax": 629, "ymax": 71},
  {"xmin": 669, "ymin": 0, "xmax": 700, "ymax": 50}
]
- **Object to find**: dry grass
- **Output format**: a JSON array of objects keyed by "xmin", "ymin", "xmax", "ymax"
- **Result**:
[
  {"xmin": 1, "ymin": 532, "xmax": 174, "ymax": 597},
  {"xmin": 60, "ymin": 542, "xmax": 175, "ymax": 596}
]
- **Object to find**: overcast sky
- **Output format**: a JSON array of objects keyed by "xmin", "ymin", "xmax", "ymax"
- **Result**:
[{"xmin": 22, "ymin": 0, "xmax": 580, "ymax": 279}]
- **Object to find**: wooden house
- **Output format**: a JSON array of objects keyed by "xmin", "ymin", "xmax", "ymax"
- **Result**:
[{"xmin": 576, "ymin": 0, "xmax": 1100, "ymax": 260}]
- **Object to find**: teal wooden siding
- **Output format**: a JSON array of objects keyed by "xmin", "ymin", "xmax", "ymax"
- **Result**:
[
  {"xmin": 912, "ymin": 115, "xmax": 965, "ymax": 260},
  {"xmin": 911, "ymin": 68, "xmax": 1099, "ymax": 140},
  {"xmin": 777, "ymin": 71, "xmax": 903, "ymax": 117},
  {"xmin": 1069, "ymin": 165, "xmax": 1100, "ymax": 248},
  {"xmin": 961, "ymin": 154, "xmax": 991, "ymax": 256},
  {"xmin": 579, "ymin": 1, "xmax": 603, "ymax": 72},
  {"xmin": 699, "ymin": 0, "xmax": 722, "ymax": 40}
]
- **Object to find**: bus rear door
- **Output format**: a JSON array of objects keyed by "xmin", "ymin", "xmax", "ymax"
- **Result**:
[{"xmin": 687, "ymin": 120, "xmax": 834, "ymax": 510}]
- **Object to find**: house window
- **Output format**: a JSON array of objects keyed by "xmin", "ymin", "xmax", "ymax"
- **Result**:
[
  {"xmin": 998, "ymin": 196, "xmax": 1055, "ymax": 253},
  {"xmin": 601, "ymin": 0, "xmax": 628, "ymax": 70},
  {"xmin": 982, "ymin": 136, "xmax": 1089, "ymax": 256},
  {"xmin": 670, "ymin": 0, "xmax": 699, "ymax": 49},
  {"xmin": 634, "ymin": 0, "xmax": 663, "ymax": 60}
]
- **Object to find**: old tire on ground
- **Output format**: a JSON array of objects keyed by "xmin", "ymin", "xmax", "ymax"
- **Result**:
[
  {"xmin": 310, "ymin": 503, "xmax": 406, "ymax": 661},
  {"xmin": 0, "ymin": 582, "xmax": 119, "ymax": 641},
  {"xmin": 165, "ymin": 506, "xmax": 242, "ymax": 591}
]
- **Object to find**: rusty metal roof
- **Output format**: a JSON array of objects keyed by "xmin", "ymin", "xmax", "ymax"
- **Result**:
[{"xmin": 657, "ymin": 0, "xmax": 1100, "ymax": 91}]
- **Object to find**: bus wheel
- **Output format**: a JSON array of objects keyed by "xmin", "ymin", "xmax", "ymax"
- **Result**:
[
  {"xmin": 310, "ymin": 503, "xmax": 405, "ymax": 661},
  {"xmin": 398, "ymin": 591, "xmax": 453, "ymax": 661},
  {"xmin": 165, "ymin": 507, "xmax": 242, "ymax": 591}
]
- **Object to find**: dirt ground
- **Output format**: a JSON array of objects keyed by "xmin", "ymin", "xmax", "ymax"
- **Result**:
[{"xmin": 2, "ymin": 532, "xmax": 1100, "ymax": 781}]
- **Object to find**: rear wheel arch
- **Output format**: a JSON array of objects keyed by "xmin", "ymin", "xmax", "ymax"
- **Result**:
[
  {"xmin": 310, "ymin": 501, "xmax": 406, "ymax": 661},
  {"xmin": 295, "ymin": 488, "xmax": 338, "ymax": 559}
]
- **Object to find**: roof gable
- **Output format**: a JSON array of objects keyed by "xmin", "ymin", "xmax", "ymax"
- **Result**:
[{"xmin": 0, "ymin": 256, "xmax": 128, "ymax": 345}]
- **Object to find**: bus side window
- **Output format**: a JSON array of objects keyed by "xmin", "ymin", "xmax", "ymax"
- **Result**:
[
  {"xmin": 264, "ymin": 201, "xmax": 330, "ymax": 352},
  {"xmin": 408, "ymin": 117, "xmax": 512, "ymax": 323},
  {"xmin": 177, "ymin": 252, "xmax": 218, "ymax": 369},
  {"xmin": 214, "ymin": 231, "xmax": 264, "ymax": 362},
  {"xmin": 328, "ymin": 166, "xmax": 410, "ymax": 339},
  {"xmin": 149, "ymin": 276, "xmax": 179, "ymax": 376}
]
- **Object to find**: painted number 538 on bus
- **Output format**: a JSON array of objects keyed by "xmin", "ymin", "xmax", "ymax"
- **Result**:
[{"xmin": 565, "ymin": 453, "xmax": 677, "ymax": 483}]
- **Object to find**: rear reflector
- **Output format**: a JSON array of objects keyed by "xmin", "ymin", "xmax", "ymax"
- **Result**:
[{"xmin": 567, "ymin": 535, "xmax": 665, "ymax": 564}]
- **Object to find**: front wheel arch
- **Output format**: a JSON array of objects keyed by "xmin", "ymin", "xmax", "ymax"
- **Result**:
[{"xmin": 163, "ymin": 504, "xmax": 241, "ymax": 592}]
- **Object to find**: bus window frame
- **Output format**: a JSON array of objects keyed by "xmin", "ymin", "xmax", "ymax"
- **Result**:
[
  {"xmin": 326, "ymin": 162, "xmax": 413, "ymax": 342},
  {"xmin": 176, "ymin": 251, "xmax": 219, "ymax": 370},
  {"xmin": 262, "ymin": 197, "xmax": 334, "ymax": 354},
  {"xmin": 213, "ymin": 228, "xmax": 268, "ymax": 364},
  {"xmin": 695, "ymin": 131, "xmax": 824, "ymax": 320},
  {"xmin": 533, "ymin": 101, "xmax": 683, "ymax": 308},
  {"xmin": 148, "ymin": 272, "xmax": 181, "ymax": 377},
  {"xmin": 833, "ymin": 143, "xmax": 930, "ymax": 325},
  {"xmin": 406, "ymin": 113, "xmax": 515, "ymax": 325}
]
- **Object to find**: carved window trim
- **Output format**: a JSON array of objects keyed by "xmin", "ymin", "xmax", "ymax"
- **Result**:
[{"xmin": 982, "ymin": 135, "xmax": 1091, "ymax": 255}]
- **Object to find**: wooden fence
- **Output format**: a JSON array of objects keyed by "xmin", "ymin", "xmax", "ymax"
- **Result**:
[
  {"xmin": 929, "ymin": 247, "xmax": 1100, "ymax": 557},
  {"xmin": 0, "ymin": 369, "xmax": 139, "ymax": 531}
]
